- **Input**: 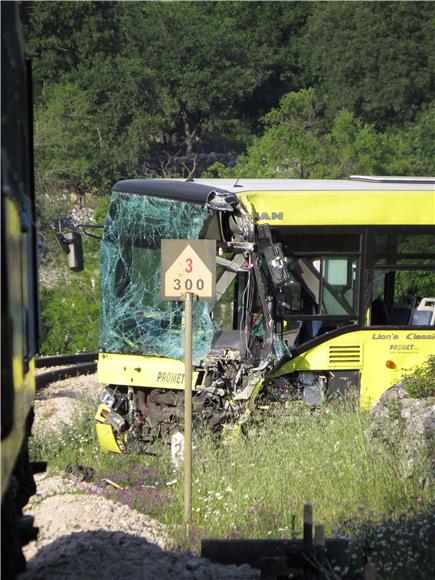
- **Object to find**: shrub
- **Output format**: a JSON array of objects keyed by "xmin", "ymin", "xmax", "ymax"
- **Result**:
[
  {"xmin": 39, "ymin": 270, "xmax": 99, "ymax": 354},
  {"xmin": 401, "ymin": 356, "xmax": 435, "ymax": 398},
  {"xmin": 39, "ymin": 198, "xmax": 105, "ymax": 355}
]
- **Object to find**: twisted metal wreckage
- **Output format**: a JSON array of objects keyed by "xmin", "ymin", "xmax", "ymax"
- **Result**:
[{"xmin": 96, "ymin": 180, "xmax": 292, "ymax": 450}]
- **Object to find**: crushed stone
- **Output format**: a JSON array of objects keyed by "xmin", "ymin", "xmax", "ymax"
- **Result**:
[
  {"xmin": 22, "ymin": 377, "xmax": 260, "ymax": 579},
  {"xmin": 33, "ymin": 373, "xmax": 101, "ymax": 434},
  {"xmin": 21, "ymin": 476, "xmax": 260, "ymax": 579}
]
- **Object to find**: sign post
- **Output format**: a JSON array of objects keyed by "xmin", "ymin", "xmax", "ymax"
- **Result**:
[
  {"xmin": 161, "ymin": 239, "xmax": 216, "ymax": 524},
  {"xmin": 183, "ymin": 291, "xmax": 193, "ymax": 523}
]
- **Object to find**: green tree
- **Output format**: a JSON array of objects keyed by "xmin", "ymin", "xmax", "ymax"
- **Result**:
[
  {"xmin": 233, "ymin": 89, "xmax": 325, "ymax": 179},
  {"xmin": 300, "ymin": 2, "xmax": 435, "ymax": 127},
  {"xmin": 119, "ymin": 1, "xmax": 298, "ymax": 154},
  {"xmin": 21, "ymin": 1, "xmax": 124, "ymax": 97},
  {"xmin": 34, "ymin": 82, "xmax": 95, "ymax": 193},
  {"xmin": 325, "ymin": 110, "xmax": 386, "ymax": 178},
  {"xmin": 404, "ymin": 103, "xmax": 435, "ymax": 175},
  {"xmin": 230, "ymin": 89, "xmax": 394, "ymax": 180},
  {"xmin": 23, "ymin": 1, "xmax": 434, "ymax": 191},
  {"xmin": 23, "ymin": 1, "xmax": 313, "ymax": 187}
]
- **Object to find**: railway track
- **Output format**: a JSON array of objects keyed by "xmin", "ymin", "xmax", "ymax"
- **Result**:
[{"xmin": 36, "ymin": 353, "xmax": 98, "ymax": 390}]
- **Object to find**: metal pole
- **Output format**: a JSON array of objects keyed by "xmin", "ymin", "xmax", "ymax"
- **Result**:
[
  {"xmin": 303, "ymin": 503, "xmax": 313, "ymax": 549},
  {"xmin": 184, "ymin": 291, "xmax": 193, "ymax": 523}
]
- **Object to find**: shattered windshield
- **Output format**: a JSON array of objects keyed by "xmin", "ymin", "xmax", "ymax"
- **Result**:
[{"xmin": 99, "ymin": 191, "xmax": 216, "ymax": 363}]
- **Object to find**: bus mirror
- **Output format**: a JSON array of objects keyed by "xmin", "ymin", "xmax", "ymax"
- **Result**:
[{"xmin": 64, "ymin": 232, "xmax": 84, "ymax": 272}]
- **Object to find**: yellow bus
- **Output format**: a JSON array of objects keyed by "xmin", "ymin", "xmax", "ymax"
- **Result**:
[{"xmin": 95, "ymin": 177, "xmax": 435, "ymax": 453}]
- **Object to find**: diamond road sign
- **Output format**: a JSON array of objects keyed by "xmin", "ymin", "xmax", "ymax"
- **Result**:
[{"xmin": 161, "ymin": 239, "xmax": 216, "ymax": 301}]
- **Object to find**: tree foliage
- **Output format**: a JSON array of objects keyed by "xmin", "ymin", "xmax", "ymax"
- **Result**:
[
  {"xmin": 22, "ymin": 0, "xmax": 434, "ymax": 193},
  {"xmin": 22, "ymin": 2, "xmax": 434, "ymax": 355},
  {"xmin": 300, "ymin": 1, "xmax": 435, "ymax": 127},
  {"xmin": 219, "ymin": 89, "xmax": 434, "ymax": 180}
]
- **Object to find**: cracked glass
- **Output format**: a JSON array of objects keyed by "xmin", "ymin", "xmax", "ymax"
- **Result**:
[{"xmin": 99, "ymin": 191, "xmax": 216, "ymax": 363}]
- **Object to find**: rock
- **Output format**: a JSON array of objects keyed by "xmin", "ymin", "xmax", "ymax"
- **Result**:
[
  {"xmin": 193, "ymin": 565, "xmax": 211, "ymax": 580},
  {"xmin": 238, "ymin": 563, "xmax": 256, "ymax": 574},
  {"xmin": 186, "ymin": 557, "xmax": 202, "ymax": 571},
  {"xmin": 369, "ymin": 384, "xmax": 435, "ymax": 471},
  {"xmin": 20, "ymin": 477, "xmax": 261, "ymax": 579}
]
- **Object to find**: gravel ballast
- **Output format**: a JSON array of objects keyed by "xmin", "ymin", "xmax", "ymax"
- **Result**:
[{"xmin": 20, "ymin": 375, "xmax": 260, "ymax": 579}]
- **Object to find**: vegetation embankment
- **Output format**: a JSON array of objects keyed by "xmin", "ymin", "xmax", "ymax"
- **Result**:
[
  {"xmin": 23, "ymin": 1, "xmax": 435, "ymax": 194},
  {"xmin": 24, "ymin": 2, "xmax": 434, "ymax": 355},
  {"xmin": 31, "ymin": 394, "xmax": 434, "ymax": 579},
  {"xmin": 38, "ymin": 196, "xmax": 109, "ymax": 355}
]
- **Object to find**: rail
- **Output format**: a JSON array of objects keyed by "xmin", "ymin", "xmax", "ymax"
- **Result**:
[{"xmin": 36, "ymin": 353, "xmax": 98, "ymax": 390}]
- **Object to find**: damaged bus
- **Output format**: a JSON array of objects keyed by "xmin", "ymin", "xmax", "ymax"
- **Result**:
[{"xmin": 94, "ymin": 177, "xmax": 435, "ymax": 452}]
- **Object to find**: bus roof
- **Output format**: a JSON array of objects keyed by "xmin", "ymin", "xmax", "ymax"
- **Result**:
[
  {"xmin": 114, "ymin": 177, "xmax": 435, "ymax": 196},
  {"xmin": 193, "ymin": 178, "xmax": 435, "ymax": 192},
  {"xmin": 112, "ymin": 178, "xmax": 435, "ymax": 226}
]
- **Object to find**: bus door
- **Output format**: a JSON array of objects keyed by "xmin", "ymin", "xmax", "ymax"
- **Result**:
[{"xmin": 263, "ymin": 228, "xmax": 363, "ymax": 349}]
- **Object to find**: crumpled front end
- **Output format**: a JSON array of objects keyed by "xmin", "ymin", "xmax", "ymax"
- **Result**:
[{"xmin": 96, "ymin": 180, "xmax": 290, "ymax": 452}]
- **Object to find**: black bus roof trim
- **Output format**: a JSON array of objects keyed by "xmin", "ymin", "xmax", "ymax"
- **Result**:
[{"xmin": 112, "ymin": 179, "xmax": 231, "ymax": 204}]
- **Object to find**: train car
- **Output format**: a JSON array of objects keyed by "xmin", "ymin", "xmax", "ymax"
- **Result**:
[
  {"xmin": 1, "ymin": 3, "xmax": 40, "ymax": 577},
  {"xmin": 94, "ymin": 176, "xmax": 435, "ymax": 453}
]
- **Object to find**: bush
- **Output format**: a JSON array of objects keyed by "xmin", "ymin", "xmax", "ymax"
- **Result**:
[
  {"xmin": 39, "ymin": 268, "xmax": 99, "ymax": 355},
  {"xmin": 39, "ymin": 197, "xmax": 107, "ymax": 355},
  {"xmin": 401, "ymin": 356, "xmax": 435, "ymax": 398}
]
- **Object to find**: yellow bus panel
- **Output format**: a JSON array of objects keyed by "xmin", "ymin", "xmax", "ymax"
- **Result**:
[
  {"xmin": 242, "ymin": 189, "xmax": 434, "ymax": 226},
  {"xmin": 98, "ymin": 352, "xmax": 200, "ymax": 390},
  {"xmin": 273, "ymin": 329, "xmax": 435, "ymax": 409}
]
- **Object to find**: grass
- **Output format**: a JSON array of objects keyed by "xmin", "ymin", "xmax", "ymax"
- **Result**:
[
  {"xmin": 30, "ymin": 394, "xmax": 161, "ymax": 479},
  {"xmin": 30, "ymin": 395, "xmax": 434, "ymax": 578}
]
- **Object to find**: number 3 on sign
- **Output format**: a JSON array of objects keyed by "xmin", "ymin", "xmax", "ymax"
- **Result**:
[{"xmin": 185, "ymin": 258, "xmax": 193, "ymax": 273}]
